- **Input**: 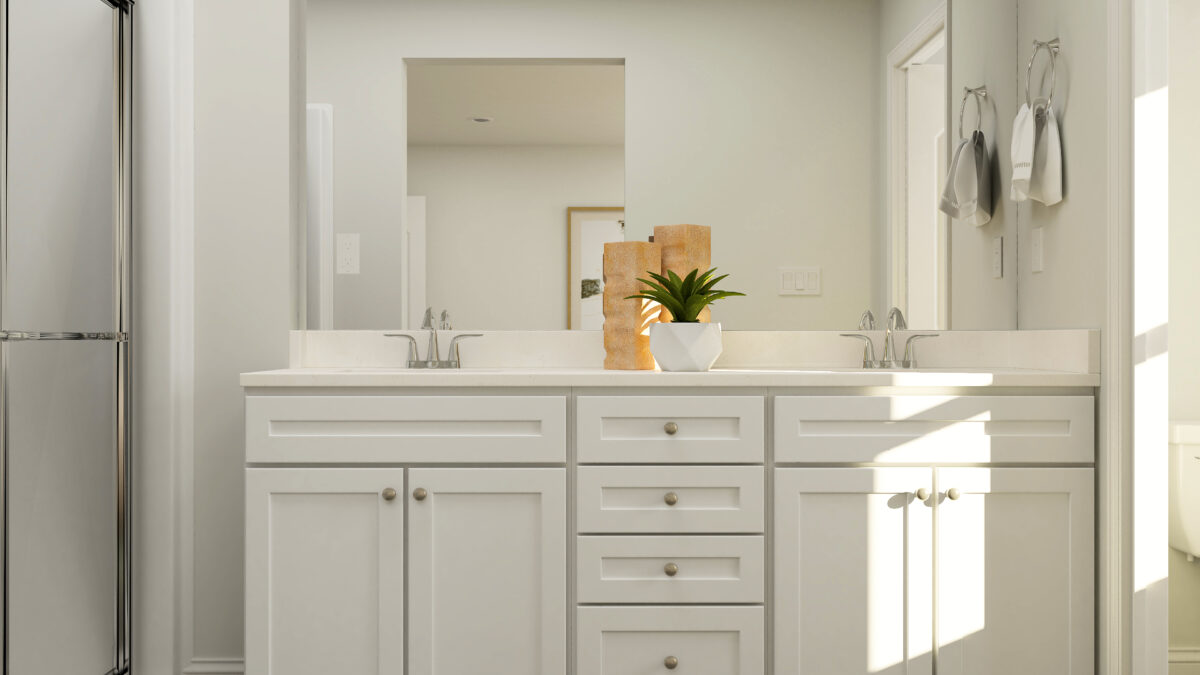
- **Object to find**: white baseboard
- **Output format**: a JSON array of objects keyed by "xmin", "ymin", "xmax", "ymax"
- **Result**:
[
  {"xmin": 1171, "ymin": 648, "xmax": 1200, "ymax": 663},
  {"xmin": 182, "ymin": 657, "xmax": 245, "ymax": 675}
]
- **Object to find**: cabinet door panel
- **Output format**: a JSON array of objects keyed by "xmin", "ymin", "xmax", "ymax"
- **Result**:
[
  {"xmin": 245, "ymin": 469, "xmax": 405, "ymax": 675},
  {"xmin": 408, "ymin": 468, "xmax": 566, "ymax": 675},
  {"xmin": 775, "ymin": 468, "xmax": 934, "ymax": 675},
  {"xmin": 936, "ymin": 468, "xmax": 1093, "ymax": 675}
]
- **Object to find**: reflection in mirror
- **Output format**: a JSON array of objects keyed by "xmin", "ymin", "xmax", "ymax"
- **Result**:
[{"xmin": 300, "ymin": 0, "xmax": 963, "ymax": 331}]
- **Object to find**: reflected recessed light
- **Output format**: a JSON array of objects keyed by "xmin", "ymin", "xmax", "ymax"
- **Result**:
[{"xmin": 469, "ymin": 116, "xmax": 494, "ymax": 123}]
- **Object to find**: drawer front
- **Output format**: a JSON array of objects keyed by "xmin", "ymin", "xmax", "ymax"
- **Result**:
[
  {"xmin": 246, "ymin": 396, "xmax": 566, "ymax": 463},
  {"xmin": 577, "ymin": 466, "xmax": 764, "ymax": 533},
  {"xmin": 775, "ymin": 395, "xmax": 1095, "ymax": 464},
  {"xmin": 577, "ymin": 606, "xmax": 764, "ymax": 675},
  {"xmin": 577, "ymin": 535, "xmax": 764, "ymax": 603},
  {"xmin": 577, "ymin": 396, "xmax": 764, "ymax": 464}
]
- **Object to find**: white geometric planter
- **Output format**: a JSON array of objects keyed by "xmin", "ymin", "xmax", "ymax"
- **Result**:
[{"xmin": 649, "ymin": 322, "xmax": 724, "ymax": 372}]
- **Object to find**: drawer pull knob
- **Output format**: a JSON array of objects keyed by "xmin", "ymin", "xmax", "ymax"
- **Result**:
[
  {"xmin": 382, "ymin": 488, "xmax": 397, "ymax": 501},
  {"xmin": 413, "ymin": 487, "xmax": 428, "ymax": 501},
  {"xmin": 947, "ymin": 487, "xmax": 961, "ymax": 501},
  {"xmin": 664, "ymin": 656, "xmax": 679, "ymax": 669},
  {"xmin": 915, "ymin": 488, "xmax": 929, "ymax": 501},
  {"xmin": 664, "ymin": 492, "xmax": 679, "ymax": 506},
  {"xmin": 664, "ymin": 422, "xmax": 679, "ymax": 435},
  {"xmin": 664, "ymin": 562, "xmax": 679, "ymax": 577}
]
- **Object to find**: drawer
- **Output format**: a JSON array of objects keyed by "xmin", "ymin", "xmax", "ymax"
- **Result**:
[
  {"xmin": 775, "ymin": 395, "xmax": 1095, "ymax": 464},
  {"xmin": 577, "ymin": 535, "xmax": 764, "ymax": 603},
  {"xmin": 577, "ymin": 466, "xmax": 764, "ymax": 533},
  {"xmin": 577, "ymin": 606, "xmax": 764, "ymax": 675},
  {"xmin": 245, "ymin": 396, "xmax": 566, "ymax": 463},
  {"xmin": 577, "ymin": 396, "xmax": 764, "ymax": 464}
]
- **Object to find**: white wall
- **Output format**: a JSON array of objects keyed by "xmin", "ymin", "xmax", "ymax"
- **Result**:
[
  {"xmin": 1169, "ymin": 0, "xmax": 1200, "ymax": 667},
  {"xmin": 1014, "ymin": 0, "xmax": 1111, "ymax": 330},
  {"xmin": 408, "ymin": 145, "xmax": 624, "ymax": 330},
  {"xmin": 192, "ymin": 0, "xmax": 299, "ymax": 664},
  {"xmin": 306, "ymin": 0, "xmax": 881, "ymax": 331},
  {"xmin": 948, "ymin": 0, "xmax": 1019, "ymax": 329}
]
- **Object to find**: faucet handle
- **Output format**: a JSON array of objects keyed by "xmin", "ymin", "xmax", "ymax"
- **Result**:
[
  {"xmin": 384, "ymin": 333, "xmax": 421, "ymax": 365},
  {"xmin": 858, "ymin": 310, "xmax": 876, "ymax": 331},
  {"xmin": 445, "ymin": 333, "xmax": 483, "ymax": 367},
  {"xmin": 902, "ymin": 333, "xmax": 939, "ymax": 368},
  {"xmin": 840, "ymin": 333, "xmax": 879, "ymax": 369}
]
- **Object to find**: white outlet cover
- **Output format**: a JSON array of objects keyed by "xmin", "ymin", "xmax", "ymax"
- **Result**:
[
  {"xmin": 992, "ymin": 237, "xmax": 1003, "ymax": 279},
  {"xmin": 336, "ymin": 233, "xmax": 361, "ymax": 275},
  {"xmin": 1032, "ymin": 228, "xmax": 1045, "ymax": 273},
  {"xmin": 779, "ymin": 267, "xmax": 821, "ymax": 295}
]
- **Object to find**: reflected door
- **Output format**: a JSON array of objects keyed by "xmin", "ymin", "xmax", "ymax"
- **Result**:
[
  {"xmin": 775, "ymin": 468, "xmax": 934, "ymax": 675},
  {"xmin": 935, "ymin": 468, "xmax": 1094, "ymax": 675}
]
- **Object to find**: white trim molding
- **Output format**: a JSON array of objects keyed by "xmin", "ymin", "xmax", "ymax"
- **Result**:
[
  {"xmin": 1172, "ymin": 649, "xmax": 1200, "ymax": 664},
  {"xmin": 182, "ymin": 657, "xmax": 245, "ymax": 675}
]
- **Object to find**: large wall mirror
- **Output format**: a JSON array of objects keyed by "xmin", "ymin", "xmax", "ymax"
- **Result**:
[{"xmin": 300, "ymin": 0, "xmax": 1055, "ymax": 332}]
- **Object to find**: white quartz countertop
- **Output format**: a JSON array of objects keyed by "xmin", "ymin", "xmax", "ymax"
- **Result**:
[{"xmin": 240, "ymin": 367, "xmax": 1099, "ymax": 388}]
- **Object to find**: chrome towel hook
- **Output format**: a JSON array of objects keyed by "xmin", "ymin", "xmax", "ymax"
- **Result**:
[
  {"xmin": 958, "ymin": 85, "xmax": 988, "ymax": 139},
  {"xmin": 1026, "ymin": 38, "xmax": 1061, "ymax": 109}
]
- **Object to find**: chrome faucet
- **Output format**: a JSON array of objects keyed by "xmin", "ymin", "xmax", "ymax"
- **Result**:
[
  {"xmin": 858, "ymin": 309, "xmax": 876, "ymax": 331},
  {"xmin": 384, "ymin": 307, "xmax": 482, "ymax": 368},
  {"xmin": 422, "ymin": 307, "xmax": 440, "ymax": 368},
  {"xmin": 883, "ymin": 307, "xmax": 907, "ymax": 367}
]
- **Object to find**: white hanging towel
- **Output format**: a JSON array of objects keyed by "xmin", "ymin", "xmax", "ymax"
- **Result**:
[
  {"xmin": 939, "ymin": 129, "xmax": 992, "ymax": 226},
  {"xmin": 1011, "ymin": 99, "xmax": 1063, "ymax": 205},
  {"xmin": 1011, "ymin": 103, "xmax": 1036, "ymax": 200}
]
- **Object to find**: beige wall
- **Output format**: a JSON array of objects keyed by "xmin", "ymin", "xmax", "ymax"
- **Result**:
[
  {"xmin": 1014, "ymin": 0, "xmax": 1111, "ymax": 330},
  {"xmin": 193, "ymin": 0, "xmax": 297, "ymax": 659},
  {"xmin": 948, "ymin": 0, "xmax": 1018, "ymax": 329},
  {"xmin": 408, "ymin": 145, "xmax": 625, "ymax": 330},
  {"xmin": 1170, "ymin": 0, "xmax": 1200, "ymax": 667}
]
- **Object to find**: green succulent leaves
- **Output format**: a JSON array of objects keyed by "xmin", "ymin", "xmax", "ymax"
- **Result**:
[{"xmin": 625, "ymin": 267, "xmax": 745, "ymax": 323}]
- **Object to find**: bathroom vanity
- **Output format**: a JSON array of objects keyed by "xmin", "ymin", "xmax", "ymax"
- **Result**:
[{"xmin": 242, "ymin": 364, "xmax": 1096, "ymax": 675}]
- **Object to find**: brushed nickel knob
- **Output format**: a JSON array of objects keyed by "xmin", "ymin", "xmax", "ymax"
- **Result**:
[
  {"xmin": 915, "ymin": 488, "xmax": 929, "ymax": 501},
  {"xmin": 413, "ymin": 487, "xmax": 428, "ymax": 501},
  {"xmin": 664, "ymin": 655, "xmax": 679, "ymax": 669},
  {"xmin": 664, "ymin": 562, "xmax": 679, "ymax": 577},
  {"xmin": 664, "ymin": 422, "xmax": 679, "ymax": 435},
  {"xmin": 664, "ymin": 492, "xmax": 679, "ymax": 506},
  {"xmin": 947, "ymin": 488, "xmax": 961, "ymax": 501},
  {"xmin": 382, "ymin": 488, "xmax": 397, "ymax": 501}
]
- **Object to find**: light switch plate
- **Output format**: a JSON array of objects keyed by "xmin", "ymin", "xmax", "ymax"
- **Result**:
[
  {"xmin": 1032, "ymin": 227, "xmax": 1045, "ymax": 273},
  {"xmin": 779, "ymin": 267, "xmax": 821, "ymax": 295},
  {"xmin": 337, "ymin": 233, "xmax": 360, "ymax": 275},
  {"xmin": 992, "ymin": 237, "xmax": 1004, "ymax": 279}
]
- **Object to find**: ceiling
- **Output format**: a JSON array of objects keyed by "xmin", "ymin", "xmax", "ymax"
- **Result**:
[{"xmin": 407, "ymin": 64, "xmax": 625, "ymax": 147}]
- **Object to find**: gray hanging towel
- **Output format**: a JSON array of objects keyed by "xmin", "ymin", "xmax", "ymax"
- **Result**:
[{"xmin": 939, "ymin": 129, "xmax": 992, "ymax": 227}]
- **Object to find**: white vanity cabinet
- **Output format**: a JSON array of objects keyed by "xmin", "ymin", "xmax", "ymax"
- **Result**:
[{"xmin": 243, "ymin": 382, "xmax": 1096, "ymax": 675}]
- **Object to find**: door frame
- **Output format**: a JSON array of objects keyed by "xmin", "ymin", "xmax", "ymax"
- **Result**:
[{"xmin": 886, "ymin": 3, "xmax": 948, "ymax": 328}]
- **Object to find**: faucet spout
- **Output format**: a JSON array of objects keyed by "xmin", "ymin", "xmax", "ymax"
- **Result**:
[
  {"xmin": 422, "ymin": 307, "xmax": 440, "ymax": 366},
  {"xmin": 883, "ymin": 307, "xmax": 907, "ymax": 367}
]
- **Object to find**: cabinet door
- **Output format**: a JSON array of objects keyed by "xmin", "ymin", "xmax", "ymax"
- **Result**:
[
  {"xmin": 245, "ymin": 469, "xmax": 405, "ymax": 675},
  {"xmin": 408, "ymin": 468, "xmax": 567, "ymax": 675},
  {"xmin": 936, "ymin": 468, "xmax": 1093, "ymax": 675},
  {"xmin": 775, "ymin": 468, "xmax": 934, "ymax": 675}
]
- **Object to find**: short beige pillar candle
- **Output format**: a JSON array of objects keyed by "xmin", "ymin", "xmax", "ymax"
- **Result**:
[
  {"xmin": 654, "ymin": 224, "xmax": 712, "ymax": 322},
  {"xmin": 603, "ymin": 241, "xmax": 661, "ymax": 370}
]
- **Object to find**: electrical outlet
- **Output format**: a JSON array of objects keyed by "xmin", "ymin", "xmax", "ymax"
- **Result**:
[
  {"xmin": 337, "ymin": 233, "xmax": 360, "ymax": 275},
  {"xmin": 1032, "ymin": 228, "xmax": 1045, "ymax": 273},
  {"xmin": 779, "ymin": 267, "xmax": 821, "ymax": 295},
  {"xmin": 992, "ymin": 237, "xmax": 1004, "ymax": 279}
]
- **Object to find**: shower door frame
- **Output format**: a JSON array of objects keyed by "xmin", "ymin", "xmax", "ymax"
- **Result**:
[{"xmin": 0, "ymin": 1, "xmax": 134, "ymax": 674}]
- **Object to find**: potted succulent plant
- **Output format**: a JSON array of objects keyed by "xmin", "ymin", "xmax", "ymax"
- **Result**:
[{"xmin": 626, "ymin": 267, "xmax": 745, "ymax": 372}]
